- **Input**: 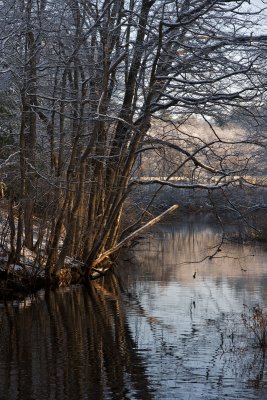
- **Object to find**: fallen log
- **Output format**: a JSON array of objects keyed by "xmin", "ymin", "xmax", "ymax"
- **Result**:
[{"xmin": 91, "ymin": 204, "xmax": 179, "ymax": 268}]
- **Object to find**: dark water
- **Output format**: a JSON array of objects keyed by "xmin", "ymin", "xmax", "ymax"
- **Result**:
[{"xmin": 1, "ymin": 216, "xmax": 267, "ymax": 399}]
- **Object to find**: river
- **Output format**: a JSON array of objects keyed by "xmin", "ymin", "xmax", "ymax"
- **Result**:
[{"xmin": 1, "ymin": 214, "xmax": 267, "ymax": 399}]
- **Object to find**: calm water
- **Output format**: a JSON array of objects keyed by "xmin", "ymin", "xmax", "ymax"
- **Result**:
[{"xmin": 1, "ymin": 215, "xmax": 267, "ymax": 399}]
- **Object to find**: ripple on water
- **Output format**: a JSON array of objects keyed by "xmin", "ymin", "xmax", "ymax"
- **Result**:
[{"xmin": 1, "ymin": 218, "xmax": 267, "ymax": 399}]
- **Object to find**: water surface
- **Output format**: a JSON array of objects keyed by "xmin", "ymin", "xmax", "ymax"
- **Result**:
[{"xmin": 1, "ymin": 216, "xmax": 267, "ymax": 399}]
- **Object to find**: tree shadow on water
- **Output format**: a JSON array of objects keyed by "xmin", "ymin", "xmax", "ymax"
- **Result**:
[{"xmin": 0, "ymin": 274, "xmax": 154, "ymax": 400}]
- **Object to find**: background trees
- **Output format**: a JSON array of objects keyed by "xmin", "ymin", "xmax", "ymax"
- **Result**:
[{"xmin": 0, "ymin": 0, "xmax": 266, "ymax": 277}]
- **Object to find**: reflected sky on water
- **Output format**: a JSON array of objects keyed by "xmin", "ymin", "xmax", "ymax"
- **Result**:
[{"xmin": 1, "ymin": 215, "xmax": 267, "ymax": 399}]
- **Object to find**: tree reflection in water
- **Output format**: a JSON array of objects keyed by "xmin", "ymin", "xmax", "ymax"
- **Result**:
[
  {"xmin": 2, "ymin": 217, "xmax": 267, "ymax": 399},
  {"xmin": 0, "ymin": 274, "xmax": 154, "ymax": 400}
]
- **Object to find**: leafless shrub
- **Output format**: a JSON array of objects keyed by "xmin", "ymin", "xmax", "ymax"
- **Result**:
[{"xmin": 242, "ymin": 305, "xmax": 267, "ymax": 348}]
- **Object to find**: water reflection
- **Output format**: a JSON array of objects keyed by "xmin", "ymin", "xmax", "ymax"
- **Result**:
[
  {"xmin": 0, "ymin": 276, "xmax": 154, "ymax": 400},
  {"xmin": 119, "ymin": 216, "xmax": 267, "ymax": 399},
  {"xmin": 1, "ymin": 216, "xmax": 267, "ymax": 399}
]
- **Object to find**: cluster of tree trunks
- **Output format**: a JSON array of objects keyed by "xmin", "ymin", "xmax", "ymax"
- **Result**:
[{"xmin": 0, "ymin": 0, "xmax": 266, "ymax": 284}]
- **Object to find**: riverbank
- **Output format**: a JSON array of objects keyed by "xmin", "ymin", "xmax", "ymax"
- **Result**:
[
  {"xmin": 128, "ymin": 181, "xmax": 267, "ymax": 241},
  {"xmin": 0, "ymin": 204, "xmax": 179, "ymax": 299},
  {"xmin": 1, "ymin": 184, "xmax": 267, "ymax": 300},
  {"xmin": 0, "ymin": 255, "xmax": 114, "ymax": 300}
]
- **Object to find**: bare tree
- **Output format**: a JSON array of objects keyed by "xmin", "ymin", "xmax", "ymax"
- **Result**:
[{"xmin": 0, "ymin": 0, "xmax": 267, "ymax": 281}]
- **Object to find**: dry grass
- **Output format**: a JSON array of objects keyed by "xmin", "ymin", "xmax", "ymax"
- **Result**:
[{"xmin": 242, "ymin": 305, "xmax": 267, "ymax": 348}]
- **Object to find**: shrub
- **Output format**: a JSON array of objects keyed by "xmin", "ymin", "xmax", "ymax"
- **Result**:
[{"xmin": 242, "ymin": 304, "xmax": 267, "ymax": 348}]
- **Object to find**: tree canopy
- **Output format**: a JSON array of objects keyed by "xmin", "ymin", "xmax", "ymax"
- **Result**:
[{"xmin": 0, "ymin": 0, "xmax": 266, "ymax": 280}]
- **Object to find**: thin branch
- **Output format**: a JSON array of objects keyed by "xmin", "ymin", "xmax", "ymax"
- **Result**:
[{"xmin": 91, "ymin": 204, "xmax": 179, "ymax": 267}]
